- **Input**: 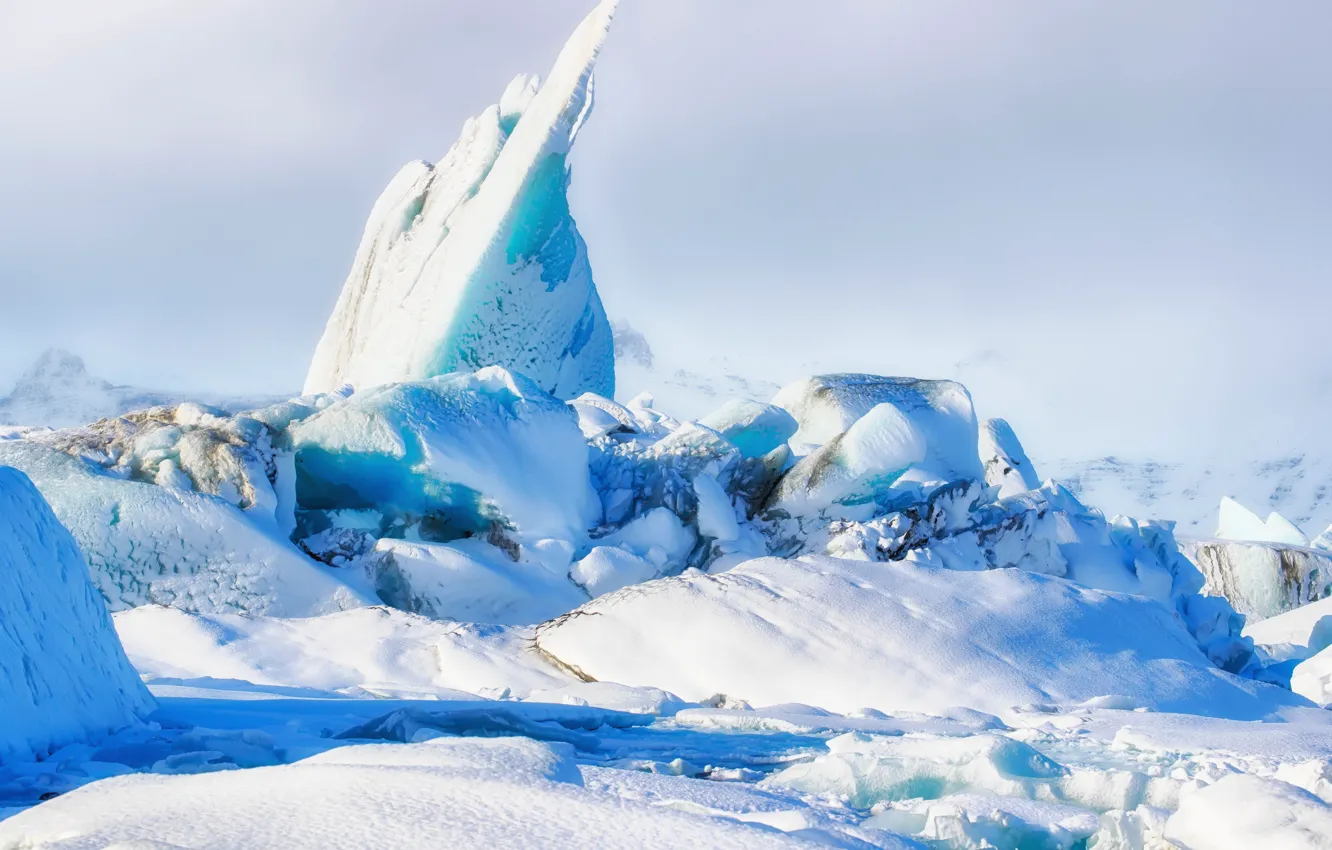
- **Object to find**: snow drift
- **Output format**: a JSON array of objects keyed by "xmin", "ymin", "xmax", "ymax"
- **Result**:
[
  {"xmin": 303, "ymin": 0, "xmax": 617, "ymax": 400},
  {"xmin": 0, "ymin": 466, "xmax": 153, "ymax": 762},
  {"xmin": 535, "ymin": 555, "xmax": 1297, "ymax": 719}
]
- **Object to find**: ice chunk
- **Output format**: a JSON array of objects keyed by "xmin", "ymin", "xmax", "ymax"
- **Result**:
[
  {"xmin": 1184, "ymin": 539, "xmax": 1332, "ymax": 620},
  {"xmin": 1216, "ymin": 496, "xmax": 1310, "ymax": 546},
  {"xmin": 370, "ymin": 537, "xmax": 588, "ymax": 626},
  {"xmin": 978, "ymin": 418, "xmax": 1040, "ymax": 497},
  {"xmin": 772, "ymin": 374, "xmax": 983, "ymax": 483},
  {"xmin": 535, "ymin": 555, "xmax": 1298, "ymax": 718},
  {"xmin": 693, "ymin": 473, "xmax": 741, "ymax": 542},
  {"xmin": 766, "ymin": 403, "xmax": 928, "ymax": 519},
  {"xmin": 1164, "ymin": 774, "xmax": 1332, "ymax": 850},
  {"xmin": 570, "ymin": 546, "xmax": 660, "ymax": 597},
  {"xmin": 291, "ymin": 367, "xmax": 598, "ymax": 546},
  {"xmin": 697, "ymin": 400, "xmax": 797, "ymax": 460},
  {"xmin": 0, "ymin": 440, "xmax": 368, "ymax": 617},
  {"xmin": 597, "ymin": 506, "xmax": 698, "ymax": 571},
  {"xmin": 303, "ymin": 1, "xmax": 618, "ymax": 401},
  {"xmin": 0, "ymin": 466, "xmax": 154, "ymax": 761}
]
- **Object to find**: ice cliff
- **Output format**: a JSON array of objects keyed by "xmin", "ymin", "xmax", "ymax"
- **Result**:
[{"xmin": 303, "ymin": 0, "xmax": 617, "ymax": 400}]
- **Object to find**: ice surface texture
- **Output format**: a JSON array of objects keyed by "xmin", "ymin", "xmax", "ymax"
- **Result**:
[
  {"xmin": 0, "ymin": 438, "xmax": 367, "ymax": 617},
  {"xmin": 0, "ymin": 467, "xmax": 153, "ymax": 762},
  {"xmin": 303, "ymin": 1, "xmax": 617, "ymax": 400}
]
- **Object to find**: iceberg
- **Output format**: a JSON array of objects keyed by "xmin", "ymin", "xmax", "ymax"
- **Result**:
[
  {"xmin": 0, "ymin": 466, "xmax": 154, "ymax": 761},
  {"xmin": 302, "ymin": 1, "xmax": 617, "ymax": 400}
]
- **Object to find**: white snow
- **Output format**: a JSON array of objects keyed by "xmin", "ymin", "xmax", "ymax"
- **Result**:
[
  {"xmin": 1164, "ymin": 773, "xmax": 1332, "ymax": 850},
  {"xmin": 113, "ymin": 605, "xmax": 571, "ymax": 700},
  {"xmin": 536, "ymin": 555, "xmax": 1297, "ymax": 718},
  {"xmin": 0, "ymin": 466, "xmax": 154, "ymax": 761},
  {"xmin": 302, "ymin": 1, "xmax": 617, "ymax": 401},
  {"xmin": 0, "ymin": 737, "xmax": 847, "ymax": 849}
]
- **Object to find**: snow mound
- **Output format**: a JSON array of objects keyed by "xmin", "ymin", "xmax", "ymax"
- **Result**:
[
  {"xmin": 303, "ymin": 0, "xmax": 617, "ymax": 401},
  {"xmin": 291, "ymin": 367, "xmax": 597, "ymax": 547},
  {"xmin": 0, "ymin": 737, "xmax": 853, "ymax": 849},
  {"xmin": 1217, "ymin": 496, "xmax": 1310, "ymax": 546},
  {"xmin": 0, "ymin": 467, "xmax": 154, "ymax": 762},
  {"xmin": 536, "ymin": 555, "xmax": 1297, "ymax": 718},
  {"xmin": 0, "ymin": 440, "xmax": 367, "ymax": 617},
  {"xmin": 772, "ymin": 374, "xmax": 983, "ymax": 484},
  {"xmin": 1164, "ymin": 773, "xmax": 1332, "ymax": 850},
  {"xmin": 113, "ymin": 604, "xmax": 573, "ymax": 701},
  {"xmin": 0, "ymin": 348, "xmax": 284, "ymax": 429}
]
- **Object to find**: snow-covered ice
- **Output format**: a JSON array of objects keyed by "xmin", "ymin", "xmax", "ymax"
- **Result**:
[
  {"xmin": 535, "ymin": 555, "xmax": 1292, "ymax": 718},
  {"xmin": 292, "ymin": 367, "xmax": 597, "ymax": 547}
]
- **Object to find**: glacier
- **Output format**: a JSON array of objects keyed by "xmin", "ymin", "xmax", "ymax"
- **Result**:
[
  {"xmin": 302, "ymin": 1, "xmax": 617, "ymax": 400},
  {"xmin": 0, "ymin": 466, "xmax": 153, "ymax": 762}
]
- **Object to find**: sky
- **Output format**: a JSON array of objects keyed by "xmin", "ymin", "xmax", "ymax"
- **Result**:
[{"xmin": 1, "ymin": 0, "xmax": 1329, "ymax": 460}]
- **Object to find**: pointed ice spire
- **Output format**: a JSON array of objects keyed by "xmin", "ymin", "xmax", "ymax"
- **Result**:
[{"xmin": 305, "ymin": 0, "xmax": 619, "ymax": 399}]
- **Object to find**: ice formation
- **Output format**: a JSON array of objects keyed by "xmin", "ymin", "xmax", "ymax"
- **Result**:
[
  {"xmin": 0, "ymin": 438, "xmax": 367, "ymax": 617},
  {"xmin": 0, "ymin": 467, "xmax": 153, "ymax": 761},
  {"xmin": 302, "ymin": 1, "xmax": 617, "ymax": 400},
  {"xmin": 4, "ymin": 2, "xmax": 1331, "ymax": 841},
  {"xmin": 772, "ymin": 373, "xmax": 983, "ymax": 483},
  {"xmin": 978, "ymin": 417, "xmax": 1040, "ymax": 498},
  {"xmin": 1216, "ymin": 496, "xmax": 1311, "ymax": 546},
  {"xmin": 1185, "ymin": 538, "xmax": 1332, "ymax": 621},
  {"xmin": 291, "ymin": 367, "xmax": 597, "ymax": 547}
]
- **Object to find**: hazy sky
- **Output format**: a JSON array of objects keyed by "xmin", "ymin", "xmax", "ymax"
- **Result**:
[{"xmin": 1, "ymin": 1, "xmax": 1329, "ymax": 459}]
